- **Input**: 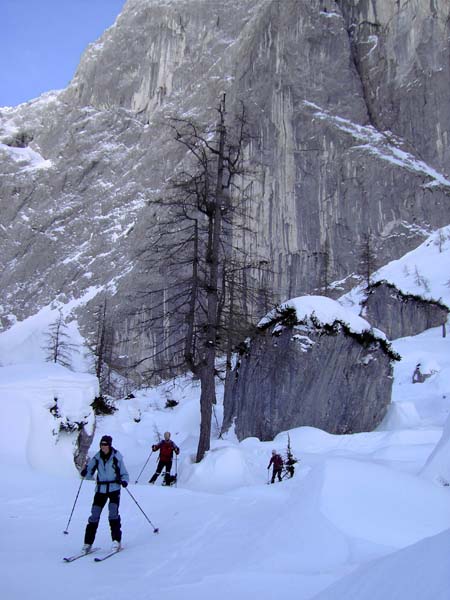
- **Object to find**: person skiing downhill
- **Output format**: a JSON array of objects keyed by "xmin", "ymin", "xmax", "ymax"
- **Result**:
[
  {"xmin": 267, "ymin": 449, "xmax": 283, "ymax": 483},
  {"xmin": 80, "ymin": 435, "xmax": 129, "ymax": 553},
  {"xmin": 149, "ymin": 431, "xmax": 180, "ymax": 485}
]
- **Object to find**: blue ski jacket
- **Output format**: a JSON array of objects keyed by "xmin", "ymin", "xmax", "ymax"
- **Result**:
[{"xmin": 85, "ymin": 448, "xmax": 129, "ymax": 494}]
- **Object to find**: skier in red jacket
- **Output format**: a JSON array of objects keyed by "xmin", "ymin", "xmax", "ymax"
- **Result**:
[
  {"xmin": 149, "ymin": 431, "xmax": 180, "ymax": 485},
  {"xmin": 267, "ymin": 449, "xmax": 284, "ymax": 483}
]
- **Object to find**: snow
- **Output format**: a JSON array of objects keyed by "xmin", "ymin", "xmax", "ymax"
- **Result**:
[
  {"xmin": 340, "ymin": 224, "xmax": 450, "ymax": 315},
  {"xmin": 0, "ymin": 363, "xmax": 97, "ymax": 476},
  {"xmin": 421, "ymin": 412, "xmax": 450, "ymax": 485},
  {"xmin": 0, "ymin": 298, "xmax": 95, "ymax": 371},
  {"xmin": 304, "ymin": 101, "xmax": 450, "ymax": 188},
  {"xmin": 371, "ymin": 225, "xmax": 450, "ymax": 307},
  {"xmin": 0, "ymin": 142, "xmax": 52, "ymax": 171},
  {"xmin": 1, "ymin": 258, "xmax": 450, "ymax": 599},
  {"xmin": 258, "ymin": 295, "xmax": 379, "ymax": 336},
  {"xmin": 312, "ymin": 529, "xmax": 450, "ymax": 600}
]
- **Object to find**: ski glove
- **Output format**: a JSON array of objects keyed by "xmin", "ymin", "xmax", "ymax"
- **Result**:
[
  {"xmin": 80, "ymin": 467, "xmax": 88, "ymax": 477},
  {"xmin": 121, "ymin": 480, "xmax": 128, "ymax": 488}
]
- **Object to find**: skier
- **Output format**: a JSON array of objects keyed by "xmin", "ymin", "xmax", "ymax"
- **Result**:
[
  {"xmin": 149, "ymin": 431, "xmax": 180, "ymax": 486},
  {"xmin": 80, "ymin": 435, "xmax": 129, "ymax": 553},
  {"xmin": 267, "ymin": 449, "xmax": 283, "ymax": 483},
  {"xmin": 412, "ymin": 363, "xmax": 425, "ymax": 383}
]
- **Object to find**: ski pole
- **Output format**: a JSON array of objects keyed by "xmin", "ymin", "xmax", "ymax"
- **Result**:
[
  {"xmin": 63, "ymin": 477, "xmax": 84, "ymax": 534},
  {"xmin": 135, "ymin": 450, "xmax": 153, "ymax": 484},
  {"xmin": 175, "ymin": 454, "xmax": 178, "ymax": 488},
  {"xmin": 125, "ymin": 487, "xmax": 159, "ymax": 533}
]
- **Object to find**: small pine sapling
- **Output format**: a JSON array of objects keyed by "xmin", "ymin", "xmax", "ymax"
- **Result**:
[{"xmin": 284, "ymin": 433, "xmax": 298, "ymax": 479}]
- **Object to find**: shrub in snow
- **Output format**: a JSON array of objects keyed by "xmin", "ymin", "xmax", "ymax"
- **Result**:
[
  {"xmin": 165, "ymin": 398, "xmax": 179, "ymax": 409},
  {"xmin": 90, "ymin": 394, "xmax": 117, "ymax": 415}
]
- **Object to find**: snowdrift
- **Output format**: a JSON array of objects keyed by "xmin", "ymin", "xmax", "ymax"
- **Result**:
[
  {"xmin": 0, "ymin": 363, "xmax": 97, "ymax": 475},
  {"xmin": 312, "ymin": 528, "xmax": 450, "ymax": 600}
]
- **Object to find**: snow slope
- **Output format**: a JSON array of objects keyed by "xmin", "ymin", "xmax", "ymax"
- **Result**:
[
  {"xmin": 341, "ymin": 224, "xmax": 450, "ymax": 311},
  {"xmin": 1, "ymin": 338, "xmax": 449, "ymax": 600},
  {"xmin": 312, "ymin": 528, "xmax": 450, "ymax": 600},
  {"xmin": 1, "ymin": 282, "xmax": 450, "ymax": 599}
]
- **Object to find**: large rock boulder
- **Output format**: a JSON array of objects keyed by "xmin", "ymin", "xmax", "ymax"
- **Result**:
[
  {"xmin": 361, "ymin": 281, "xmax": 449, "ymax": 340},
  {"xmin": 223, "ymin": 296, "xmax": 398, "ymax": 441}
]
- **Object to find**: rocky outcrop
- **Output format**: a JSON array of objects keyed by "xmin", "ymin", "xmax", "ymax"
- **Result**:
[
  {"xmin": 74, "ymin": 423, "xmax": 95, "ymax": 471},
  {"xmin": 361, "ymin": 282, "xmax": 449, "ymax": 340},
  {"xmin": 1, "ymin": 0, "xmax": 450, "ymax": 379},
  {"xmin": 222, "ymin": 297, "xmax": 396, "ymax": 441},
  {"xmin": 339, "ymin": 0, "xmax": 450, "ymax": 171}
]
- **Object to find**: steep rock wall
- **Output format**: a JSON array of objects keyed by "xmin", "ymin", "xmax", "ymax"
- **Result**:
[
  {"xmin": 222, "ymin": 321, "xmax": 394, "ymax": 441},
  {"xmin": 339, "ymin": 0, "xmax": 450, "ymax": 171}
]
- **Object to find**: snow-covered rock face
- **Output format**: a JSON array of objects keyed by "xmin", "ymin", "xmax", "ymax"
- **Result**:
[
  {"xmin": 223, "ymin": 296, "xmax": 395, "ymax": 441},
  {"xmin": 339, "ymin": 0, "xmax": 450, "ymax": 171},
  {"xmin": 362, "ymin": 282, "xmax": 449, "ymax": 340},
  {"xmin": 1, "ymin": 0, "xmax": 450, "ymax": 376}
]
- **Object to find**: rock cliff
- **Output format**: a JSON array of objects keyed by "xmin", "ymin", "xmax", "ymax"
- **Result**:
[
  {"xmin": 222, "ymin": 296, "xmax": 396, "ymax": 440},
  {"xmin": 1, "ymin": 0, "xmax": 449, "ymax": 377},
  {"xmin": 361, "ymin": 281, "xmax": 449, "ymax": 340}
]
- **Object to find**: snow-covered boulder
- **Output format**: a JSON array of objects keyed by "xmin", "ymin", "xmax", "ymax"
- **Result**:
[
  {"xmin": 223, "ymin": 296, "xmax": 398, "ymax": 441},
  {"xmin": 361, "ymin": 281, "xmax": 448, "ymax": 340}
]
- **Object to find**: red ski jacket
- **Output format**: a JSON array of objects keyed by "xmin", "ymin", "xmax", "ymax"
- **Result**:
[
  {"xmin": 268, "ymin": 454, "xmax": 283, "ymax": 469},
  {"xmin": 152, "ymin": 439, "xmax": 180, "ymax": 461}
]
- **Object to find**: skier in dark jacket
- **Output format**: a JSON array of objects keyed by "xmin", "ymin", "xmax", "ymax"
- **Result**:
[
  {"xmin": 149, "ymin": 431, "xmax": 180, "ymax": 485},
  {"xmin": 80, "ymin": 435, "xmax": 129, "ymax": 553},
  {"xmin": 267, "ymin": 449, "xmax": 283, "ymax": 483}
]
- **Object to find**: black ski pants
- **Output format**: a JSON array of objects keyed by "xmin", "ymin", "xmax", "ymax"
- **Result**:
[
  {"xmin": 84, "ymin": 490, "xmax": 122, "ymax": 544},
  {"xmin": 149, "ymin": 459, "xmax": 172, "ymax": 484},
  {"xmin": 271, "ymin": 467, "xmax": 282, "ymax": 483}
]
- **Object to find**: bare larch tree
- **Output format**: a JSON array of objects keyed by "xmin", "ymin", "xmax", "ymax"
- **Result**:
[{"xmin": 134, "ymin": 94, "xmax": 270, "ymax": 461}]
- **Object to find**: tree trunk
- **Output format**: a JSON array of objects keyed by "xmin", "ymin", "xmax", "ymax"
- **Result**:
[
  {"xmin": 196, "ymin": 362, "xmax": 216, "ymax": 462},
  {"xmin": 195, "ymin": 94, "xmax": 227, "ymax": 462}
]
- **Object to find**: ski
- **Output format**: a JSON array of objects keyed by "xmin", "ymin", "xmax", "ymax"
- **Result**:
[
  {"xmin": 94, "ymin": 547, "xmax": 122, "ymax": 562},
  {"xmin": 63, "ymin": 547, "xmax": 100, "ymax": 562}
]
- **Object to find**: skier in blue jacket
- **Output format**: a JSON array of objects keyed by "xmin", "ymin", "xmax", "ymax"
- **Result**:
[{"xmin": 80, "ymin": 435, "xmax": 129, "ymax": 553}]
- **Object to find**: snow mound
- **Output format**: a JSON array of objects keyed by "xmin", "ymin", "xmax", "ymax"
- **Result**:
[
  {"xmin": 312, "ymin": 529, "xmax": 450, "ymax": 600},
  {"xmin": 0, "ymin": 363, "xmax": 97, "ymax": 475},
  {"xmin": 186, "ymin": 446, "xmax": 256, "ymax": 492},
  {"xmin": 318, "ymin": 458, "xmax": 449, "ymax": 548}
]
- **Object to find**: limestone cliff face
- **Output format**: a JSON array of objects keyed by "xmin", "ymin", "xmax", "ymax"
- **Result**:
[
  {"xmin": 339, "ymin": 0, "xmax": 450, "ymax": 171},
  {"xmin": 1, "ymin": 0, "xmax": 450, "ymax": 375},
  {"xmin": 222, "ymin": 314, "xmax": 394, "ymax": 441},
  {"xmin": 361, "ymin": 282, "xmax": 449, "ymax": 340}
]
